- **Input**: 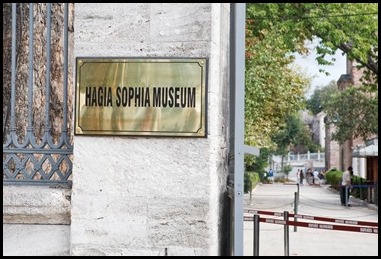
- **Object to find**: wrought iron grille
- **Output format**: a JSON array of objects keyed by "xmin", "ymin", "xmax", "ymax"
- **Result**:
[{"xmin": 3, "ymin": 3, "xmax": 74, "ymax": 185}]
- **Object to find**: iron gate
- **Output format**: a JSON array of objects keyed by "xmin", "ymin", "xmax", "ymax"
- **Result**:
[{"xmin": 3, "ymin": 3, "xmax": 74, "ymax": 185}]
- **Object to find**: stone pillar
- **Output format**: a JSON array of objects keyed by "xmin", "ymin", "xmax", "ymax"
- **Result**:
[{"xmin": 71, "ymin": 3, "xmax": 231, "ymax": 256}]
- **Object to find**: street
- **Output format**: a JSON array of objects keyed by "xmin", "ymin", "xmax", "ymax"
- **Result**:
[{"xmin": 244, "ymin": 182, "xmax": 378, "ymax": 256}]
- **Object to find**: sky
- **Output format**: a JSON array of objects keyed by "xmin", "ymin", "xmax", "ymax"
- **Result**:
[{"xmin": 292, "ymin": 39, "xmax": 347, "ymax": 98}]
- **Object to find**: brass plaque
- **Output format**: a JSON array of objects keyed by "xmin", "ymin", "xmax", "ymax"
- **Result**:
[{"xmin": 75, "ymin": 58, "xmax": 207, "ymax": 137}]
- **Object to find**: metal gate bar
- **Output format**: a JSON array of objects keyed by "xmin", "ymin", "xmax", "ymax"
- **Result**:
[{"xmin": 3, "ymin": 3, "xmax": 73, "ymax": 185}]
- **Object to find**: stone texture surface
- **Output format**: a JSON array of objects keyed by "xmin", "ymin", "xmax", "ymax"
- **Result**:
[
  {"xmin": 3, "ymin": 224, "xmax": 70, "ymax": 256},
  {"xmin": 71, "ymin": 3, "xmax": 230, "ymax": 256},
  {"xmin": 3, "ymin": 185, "xmax": 71, "ymax": 224}
]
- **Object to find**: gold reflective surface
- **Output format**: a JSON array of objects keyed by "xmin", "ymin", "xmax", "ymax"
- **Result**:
[{"xmin": 75, "ymin": 58, "xmax": 206, "ymax": 136}]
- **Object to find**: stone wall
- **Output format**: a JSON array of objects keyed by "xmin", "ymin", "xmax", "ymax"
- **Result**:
[
  {"xmin": 3, "ymin": 185, "xmax": 71, "ymax": 224},
  {"xmin": 71, "ymin": 3, "xmax": 231, "ymax": 256}
]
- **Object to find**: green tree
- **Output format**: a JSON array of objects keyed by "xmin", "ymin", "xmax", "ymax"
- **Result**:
[
  {"xmin": 271, "ymin": 113, "xmax": 319, "ymax": 169},
  {"xmin": 245, "ymin": 147, "xmax": 271, "ymax": 173},
  {"xmin": 246, "ymin": 3, "xmax": 378, "ymax": 147},
  {"xmin": 306, "ymin": 80, "xmax": 338, "ymax": 115},
  {"xmin": 272, "ymin": 114, "xmax": 315, "ymax": 154},
  {"xmin": 245, "ymin": 22, "xmax": 310, "ymax": 148},
  {"xmin": 246, "ymin": 3, "xmax": 378, "ymax": 83},
  {"xmin": 282, "ymin": 164, "xmax": 293, "ymax": 180},
  {"xmin": 323, "ymin": 85, "xmax": 378, "ymax": 143},
  {"xmin": 245, "ymin": 148, "xmax": 271, "ymax": 187},
  {"xmin": 307, "ymin": 80, "xmax": 378, "ymax": 144}
]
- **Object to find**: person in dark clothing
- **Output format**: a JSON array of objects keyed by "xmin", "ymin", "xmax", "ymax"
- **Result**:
[{"xmin": 299, "ymin": 170, "xmax": 304, "ymax": 185}]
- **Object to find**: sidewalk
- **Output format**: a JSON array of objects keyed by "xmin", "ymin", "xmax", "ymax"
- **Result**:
[{"xmin": 243, "ymin": 181, "xmax": 378, "ymax": 256}]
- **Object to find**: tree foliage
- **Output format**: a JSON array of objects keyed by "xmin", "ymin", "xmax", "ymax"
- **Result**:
[
  {"xmin": 282, "ymin": 164, "xmax": 292, "ymax": 178},
  {"xmin": 246, "ymin": 3, "xmax": 378, "ymax": 149},
  {"xmin": 245, "ymin": 147, "xmax": 271, "ymax": 173},
  {"xmin": 247, "ymin": 3, "xmax": 378, "ymax": 82},
  {"xmin": 271, "ymin": 113, "xmax": 318, "ymax": 156},
  {"xmin": 245, "ymin": 17, "xmax": 309, "ymax": 148},
  {"xmin": 306, "ymin": 80, "xmax": 338, "ymax": 115},
  {"xmin": 322, "ymin": 85, "xmax": 378, "ymax": 143},
  {"xmin": 307, "ymin": 80, "xmax": 378, "ymax": 144}
]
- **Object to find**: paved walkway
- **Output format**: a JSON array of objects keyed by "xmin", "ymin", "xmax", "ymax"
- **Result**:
[{"xmin": 243, "ymin": 180, "xmax": 378, "ymax": 256}]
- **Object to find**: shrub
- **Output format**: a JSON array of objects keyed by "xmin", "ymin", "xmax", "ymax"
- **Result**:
[
  {"xmin": 244, "ymin": 171, "xmax": 260, "ymax": 193},
  {"xmin": 326, "ymin": 170, "xmax": 370, "ymax": 201},
  {"xmin": 283, "ymin": 164, "xmax": 292, "ymax": 179},
  {"xmin": 351, "ymin": 175, "xmax": 368, "ymax": 200},
  {"xmin": 274, "ymin": 174, "xmax": 286, "ymax": 183},
  {"xmin": 325, "ymin": 169, "xmax": 343, "ymax": 190}
]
